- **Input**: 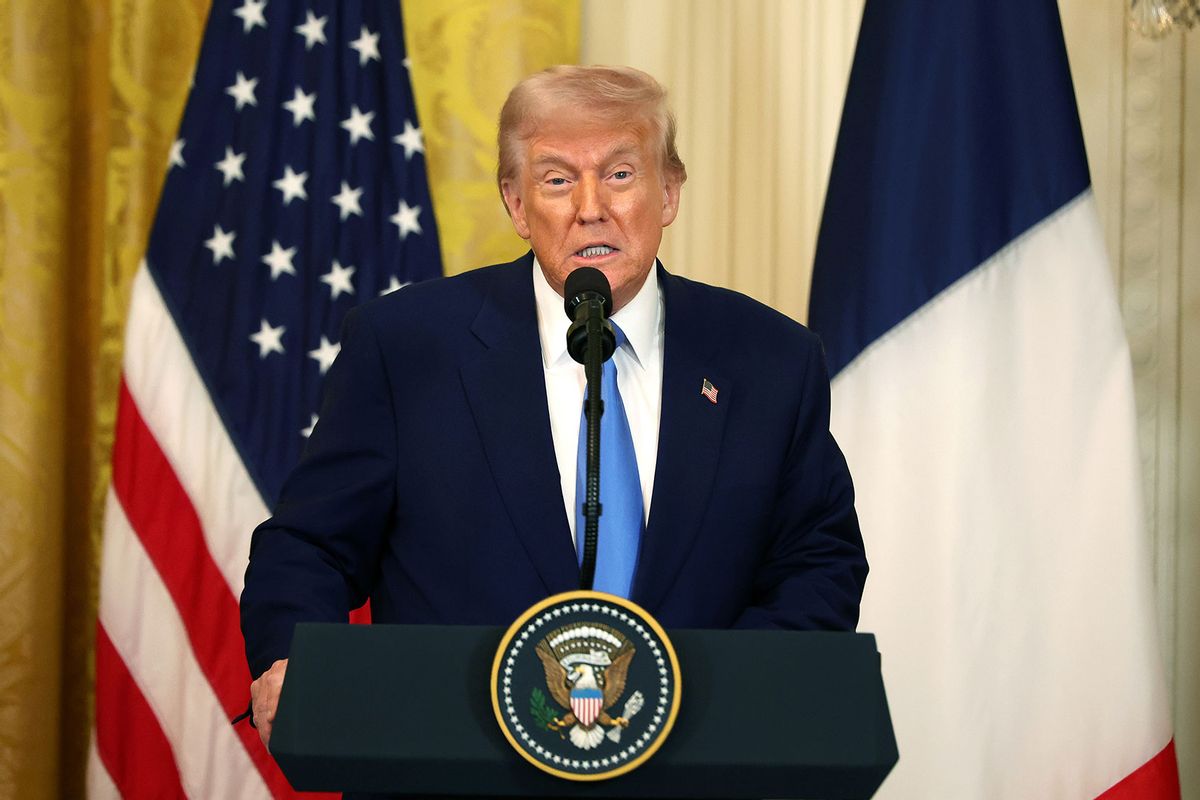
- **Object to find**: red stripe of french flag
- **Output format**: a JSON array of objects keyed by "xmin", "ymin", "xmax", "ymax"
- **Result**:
[{"xmin": 1098, "ymin": 741, "xmax": 1181, "ymax": 799}]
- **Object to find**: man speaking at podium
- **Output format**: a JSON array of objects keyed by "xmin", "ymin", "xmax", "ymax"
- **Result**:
[{"xmin": 241, "ymin": 65, "xmax": 867, "ymax": 746}]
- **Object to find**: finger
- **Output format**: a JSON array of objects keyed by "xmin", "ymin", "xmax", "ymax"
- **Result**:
[
  {"xmin": 258, "ymin": 718, "xmax": 272, "ymax": 749},
  {"xmin": 250, "ymin": 659, "xmax": 288, "ymax": 749}
]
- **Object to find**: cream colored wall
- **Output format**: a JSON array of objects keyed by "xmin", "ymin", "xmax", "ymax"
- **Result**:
[
  {"xmin": 1182, "ymin": 25, "xmax": 1200, "ymax": 800},
  {"xmin": 581, "ymin": 1, "xmax": 1199, "ymax": 793},
  {"xmin": 581, "ymin": 0, "xmax": 862, "ymax": 321}
]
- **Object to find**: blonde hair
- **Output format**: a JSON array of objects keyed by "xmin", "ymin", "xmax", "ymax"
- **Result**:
[{"xmin": 496, "ymin": 65, "xmax": 688, "ymax": 199}]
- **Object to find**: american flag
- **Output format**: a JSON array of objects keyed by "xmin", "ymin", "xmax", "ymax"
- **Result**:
[
  {"xmin": 88, "ymin": 1, "xmax": 441, "ymax": 796},
  {"xmin": 700, "ymin": 378, "xmax": 718, "ymax": 404}
]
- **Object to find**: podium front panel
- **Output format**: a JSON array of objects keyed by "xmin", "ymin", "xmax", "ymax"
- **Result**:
[{"xmin": 271, "ymin": 624, "xmax": 897, "ymax": 798}]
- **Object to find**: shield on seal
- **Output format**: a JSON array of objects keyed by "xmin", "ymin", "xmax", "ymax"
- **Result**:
[{"xmin": 570, "ymin": 688, "xmax": 603, "ymax": 728}]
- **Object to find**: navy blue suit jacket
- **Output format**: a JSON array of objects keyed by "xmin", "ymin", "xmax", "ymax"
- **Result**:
[{"xmin": 241, "ymin": 254, "xmax": 866, "ymax": 678}]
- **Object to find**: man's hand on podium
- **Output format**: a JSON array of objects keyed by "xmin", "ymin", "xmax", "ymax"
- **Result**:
[{"xmin": 250, "ymin": 658, "xmax": 288, "ymax": 749}]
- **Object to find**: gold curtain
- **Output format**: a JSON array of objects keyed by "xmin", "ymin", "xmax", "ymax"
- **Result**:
[
  {"xmin": 0, "ymin": 1, "xmax": 577, "ymax": 797},
  {"xmin": 0, "ymin": 2, "xmax": 209, "ymax": 797},
  {"xmin": 404, "ymin": 0, "xmax": 580, "ymax": 275}
]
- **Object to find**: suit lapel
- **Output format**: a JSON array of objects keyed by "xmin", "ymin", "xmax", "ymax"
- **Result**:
[
  {"xmin": 460, "ymin": 256, "xmax": 579, "ymax": 597},
  {"xmin": 632, "ymin": 267, "xmax": 731, "ymax": 610}
]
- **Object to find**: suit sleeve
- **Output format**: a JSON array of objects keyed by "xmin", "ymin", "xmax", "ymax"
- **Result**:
[
  {"xmin": 733, "ymin": 334, "xmax": 867, "ymax": 631},
  {"xmin": 240, "ymin": 306, "xmax": 396, "ymax": 678}
]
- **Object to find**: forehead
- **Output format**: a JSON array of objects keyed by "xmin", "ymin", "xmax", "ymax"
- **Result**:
[{"xmin": 523, "ymin": 119, "xmax": 656, "ymax": 169}]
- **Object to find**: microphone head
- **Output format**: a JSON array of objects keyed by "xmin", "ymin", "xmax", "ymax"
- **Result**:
[{"xmin": 563, "ymin": 267, "xmax": 613, "ymax": 320}]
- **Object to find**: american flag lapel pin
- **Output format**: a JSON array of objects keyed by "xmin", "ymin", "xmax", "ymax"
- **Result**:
[{"xmin": 700, "ymin": 378, "xmax": 718, "ymax": 404}]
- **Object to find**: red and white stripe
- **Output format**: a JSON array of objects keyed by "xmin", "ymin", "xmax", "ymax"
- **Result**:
[
  {"xmin": 88, "ymin": 265, "xmax": 330, "ymax": 798},
  {"xmin": 571, "ymin": 696, "xmax": 602, "ymax": 728}
]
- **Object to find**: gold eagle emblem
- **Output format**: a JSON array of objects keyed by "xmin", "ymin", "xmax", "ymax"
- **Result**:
[{"xmin": 534, "ymin": 622, "xmax": 645, "ymax": 750}]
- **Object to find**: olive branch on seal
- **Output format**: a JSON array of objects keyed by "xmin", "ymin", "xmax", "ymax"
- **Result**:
[{"xmin": 529, "ymin": 687, "xmax": 559, "ymax": 730}]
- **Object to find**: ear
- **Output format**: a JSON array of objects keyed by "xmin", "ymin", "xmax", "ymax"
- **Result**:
[
  {"xmin": 660, "ymin": 177, "xmax": 681, "ymax": 227},
  {"xmin": 501, "ymin": 178, "xmax": 532, "ymax": 240}
]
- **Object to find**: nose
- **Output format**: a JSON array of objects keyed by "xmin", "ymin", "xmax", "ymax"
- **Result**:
[{"xmin": 574, "ymin": 174, "xmax": 608, "ymax": 223}]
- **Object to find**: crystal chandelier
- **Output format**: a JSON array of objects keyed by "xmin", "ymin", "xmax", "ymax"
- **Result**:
[{"xmin": 1130, "ymin": 0, "xmax": 1198, "ymax": 37}]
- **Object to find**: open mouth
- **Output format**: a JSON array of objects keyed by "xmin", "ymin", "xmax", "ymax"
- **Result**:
[{"xmin": 575, "ymin": 245, "xmax": 616, "ymax": 258}]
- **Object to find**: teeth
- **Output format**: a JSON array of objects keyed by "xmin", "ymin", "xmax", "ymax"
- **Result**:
[{"xmin": 578, "ymin": 245, "xmax": 613, "ymax": 258}]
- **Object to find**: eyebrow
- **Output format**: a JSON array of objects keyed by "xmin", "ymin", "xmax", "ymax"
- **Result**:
[{"xmin": 531, "ymin": 144, "xmax": 642, "ymax": 171}]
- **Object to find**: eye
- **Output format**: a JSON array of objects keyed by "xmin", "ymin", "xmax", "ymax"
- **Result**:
[
  {"xmin": 611, "ymin": 170, "xmax": 632, "ymax": 180},
  {"xmin": 547, "ymin": 177, "xmax": 568, "ymax": 186}
]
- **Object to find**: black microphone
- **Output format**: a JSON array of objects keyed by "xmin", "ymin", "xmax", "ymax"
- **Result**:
[
  {"xmin": 563, "ymin": 267, "xmax": 616, "ymax": 591},
  {"xmin": 564, "ymin": 267, "xmax": 616, "ymax": 364}
]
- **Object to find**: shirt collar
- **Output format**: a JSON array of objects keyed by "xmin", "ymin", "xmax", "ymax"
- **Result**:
[{"xmin": 533, "ymin": 257, "xmax": 660, "ymax": 369}]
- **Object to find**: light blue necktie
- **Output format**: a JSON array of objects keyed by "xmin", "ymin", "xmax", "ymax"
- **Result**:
[{"xmin": 576, "ymin": 324, "xmax": 643, "ymax": 598}]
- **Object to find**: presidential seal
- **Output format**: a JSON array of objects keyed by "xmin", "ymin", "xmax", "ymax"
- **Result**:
[{"xmin": 490, "ymin": 591, "xmax": 681, "ymax": 781}]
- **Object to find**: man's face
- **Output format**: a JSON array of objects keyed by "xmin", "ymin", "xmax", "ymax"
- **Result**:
[{"xmin": 501, "ymin": 120, "xmax": 681, "ymax": 312}]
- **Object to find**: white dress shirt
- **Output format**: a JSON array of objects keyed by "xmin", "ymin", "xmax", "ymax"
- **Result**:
[{"xmin": 532, "ymin": 259, "xmax": 665, "ymax": 550}]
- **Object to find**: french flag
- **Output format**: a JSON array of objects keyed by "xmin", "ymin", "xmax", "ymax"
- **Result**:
[{"xmin": 809, "ymin": 1, "xmax": 1180, "ymax": 797}]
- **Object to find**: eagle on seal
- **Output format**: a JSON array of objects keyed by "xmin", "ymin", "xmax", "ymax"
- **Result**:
[{"xmin": 535, "ymin": 637, "xmax": 638, "ymax": 750}]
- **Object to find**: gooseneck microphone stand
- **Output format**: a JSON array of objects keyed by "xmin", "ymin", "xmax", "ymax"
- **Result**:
[{"xmin": 563, "ymin": 267, "xmax": 616, "ymax": 591}]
